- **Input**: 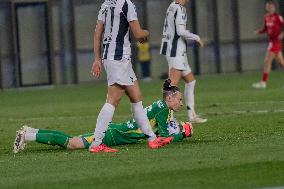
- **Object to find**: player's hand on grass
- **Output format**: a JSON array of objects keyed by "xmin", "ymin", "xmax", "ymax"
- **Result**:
[
  {"xmin": 198, "ymin": 38, "xmax": 205, "ymax": 48},
  {"xmin": 91, "ymin": 59, "xmax": 102, "ymax": 78}
]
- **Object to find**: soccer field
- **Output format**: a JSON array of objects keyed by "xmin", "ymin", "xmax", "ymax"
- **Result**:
[{"xmin": 0, "ymin": 72, "xmax": 284, "ymax": 189}]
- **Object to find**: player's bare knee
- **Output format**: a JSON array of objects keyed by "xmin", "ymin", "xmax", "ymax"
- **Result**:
[
  {"xmin": 107, "ymin": 93, "xmax": 123, "ymax": 107},
  {"xmin": 184, "ymin": 72, "xmax": 195, "ymax": 83},
  {"xmin": 276, "ymin": 55, "xmax": 284, "ymax": 67},
  {"xmin": 67, "ymin": 138, "xmax": 83, "ymax": 150},
  {"xmin": 127, "ymin": 89, "xmax": 142, "ymax": 103},
  {"xmin": 107, "ymin": 97, "xmax": 121, "ymax": 107},
  {"xmin": 106, "ymin": 86, "xmax": 124, "ymax": 107},
  {"xmin": 67, "ymin": 142, "xmax": 77, "ymax": 150},
  {"xmin": 128, "ymin": 94, "xmax": 142, "ymax": 103},
  {"xmin": 168, "ymin": 76, "xmax": 179, "ymax": 86},
  {"xmin": 134, "ymin": 90, "xmax": 143, "ymax": 102}
]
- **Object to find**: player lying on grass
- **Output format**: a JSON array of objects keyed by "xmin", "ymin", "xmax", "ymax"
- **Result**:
[
  {"xmin": 13, "ymin": 79, "xmax": 193, "ymax": 153},
  {"xmin": 253, "ymin": 1, "xmax": 284, "ymax": 89}
]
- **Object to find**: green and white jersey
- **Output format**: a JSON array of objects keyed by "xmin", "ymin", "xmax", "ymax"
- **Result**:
[
  {"xmin": 145, "ymin": 100, "xmax": 183, "ymax": 141},
  {"xmin": 81, "ymin": 100, "xmax": 184, "ymax": 148}
]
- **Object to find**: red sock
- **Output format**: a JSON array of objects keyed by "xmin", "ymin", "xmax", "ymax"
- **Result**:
[{"xmin": 262, "ymin": 73, "xmax": 269, "ymax": 82}]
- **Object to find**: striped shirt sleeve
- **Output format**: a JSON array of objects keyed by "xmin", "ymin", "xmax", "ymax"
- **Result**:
[
  {"xmin": 175, "ymin": 6, "xmax": 187, "ymax": 26},
  {"xmin": 127, "ymin": 0, "xmax": 138, "ymax": 22},
  {"xmin": 98, "ymin": 4, "xmax": 107, "ymax": 23}
]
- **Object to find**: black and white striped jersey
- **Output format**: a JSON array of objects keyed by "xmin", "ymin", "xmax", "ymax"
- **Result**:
[
  {"xmin": 160, "ymin": 2, "xmax": 188, "ymax": 57},
  {"xmin": 98, "ymin": 0, "xmax": 138, "ymax": 61}
]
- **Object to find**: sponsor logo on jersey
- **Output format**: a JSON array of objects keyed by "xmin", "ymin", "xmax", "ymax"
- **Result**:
[
  {"xmin": 169, "ymin": 120, "xmax": 178, "ymax": 130},
  {"xmin": 157, "ymin": 100, "xmax": 165, "ymax": 108}
]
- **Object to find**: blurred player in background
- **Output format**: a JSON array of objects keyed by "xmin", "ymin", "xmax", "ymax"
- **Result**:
[
  {"xmin": 13, "ymin": 79, "xmax": 193, "ymax": 153},
  {"xmin": 160, "ymin": 0, "xmax": 207, "ymax": 123},
  {"xmin": 253, "ymin": 1, "xmax": 284, "ymax": 89},
  {"xmin": 137, "ymin": 41, "xmax": 152, "ymax": 82},
  {"xmin": 89, "ymin": 0, "xmax": 172, "ymax": 153}
]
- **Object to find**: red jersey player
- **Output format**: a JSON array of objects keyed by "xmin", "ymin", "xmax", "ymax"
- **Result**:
[{"xmin": 253, "ymin": 1, "xmax": 284, "ymax": 89}]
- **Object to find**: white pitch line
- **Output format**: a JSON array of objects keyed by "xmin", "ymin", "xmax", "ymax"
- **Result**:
[
  {"xmin": 198, "ymin": 100, "xmax": 284, "ymax": 107},
  {"xmin": 6, "ymin": 108, "xmax": 284, "ymax": 121},
  {"xmin": 7, "ymin": 115, "xmax": 132, "ymax": 121},
  {"xmin": 199, "ymin": 109, "xmax": 284, "ymax": 116},
  {"xmin": 4, "ymin": 100, "xmax": 284, "ymax": 121}
]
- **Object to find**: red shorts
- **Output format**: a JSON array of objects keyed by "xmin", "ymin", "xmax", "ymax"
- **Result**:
[{"xmin": 267, "ymin": 40, "xmax": 282, "ymax": 54}]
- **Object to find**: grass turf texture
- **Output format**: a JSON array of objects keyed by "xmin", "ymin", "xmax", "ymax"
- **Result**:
[{"xmin": 0, "ymin": 72, "xmax": 284, "ymax": 189}]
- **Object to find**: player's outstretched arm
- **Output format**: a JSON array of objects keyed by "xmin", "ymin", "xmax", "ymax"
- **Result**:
[
  {"xmin": 129, "ymin": 20, "xmax": 149, "ymax": 42},
  {"xmin": 91, "ymin": 20, "xmax": 104, "ymax": 78},
  {"xmin": 255, "ymin": 17, "xmax": 267, "ymax": 35},
  {"xmin": 254, "ymin": 29, "xmax": 266, "ymax": 35},
  {"xmin": 176, "ymin": 24, "xmax": 204, "ymax": 48},
  {"xmin": 254, "ymin": 25, "xmax": 267, "ymax": 35},
  {"xmin": 156, "ymin": 116, "xmax": 186, "ymax": 143}
]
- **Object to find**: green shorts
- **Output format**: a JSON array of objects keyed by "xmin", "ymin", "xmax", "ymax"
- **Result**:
[
  {"xmin": 80, "ymin": 132, "xmax": 94, "ymax": 149},
  {"xmin": 80, "ymin": 129, "xmax": 119, "ymax": 148},
  {"xmin": 80, "ymin": 127, "xmax": 145, "ymax": 148}
]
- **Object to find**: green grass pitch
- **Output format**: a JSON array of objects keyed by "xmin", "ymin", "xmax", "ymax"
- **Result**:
[{"xmin": 0, "ymin": 72, "xmax": 284, "ymax": 189}]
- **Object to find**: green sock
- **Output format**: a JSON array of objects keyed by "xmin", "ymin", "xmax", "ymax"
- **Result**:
[
  {"xmin": 36, "ymin": 133, "xmax": 70, "ymax": 148},
  {"xmin": 38, "ymin": 129, "xmax": 72, "ymax": 138}
]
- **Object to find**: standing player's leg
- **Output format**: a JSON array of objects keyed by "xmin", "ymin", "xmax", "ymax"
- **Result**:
[
  {"xmin": 253, "ymin": 51, "xmax": 275, "ymax": 89},
  {"xmin": 275, "ymin": 52, "xmax": 284, "ymax": 69},
  {"xmin": 168, "ymin": 68, "xmax": 182, "ymax": 86},
  {"xmin": 168, "ymin": 54, "xmax": 207, "ymax": 124},
  {"xmin": 183, "ymin": 72, "xmax": 207, "ymax": 124},
  {"xmin": 125, "ymin": 81, "xmax": 156, "ymax": 142},
  {"xmin": 90, "ymin": 84, "xmax": 125, "ymax": 152},
  {"xmin": 183, "ymin": 72, "xmax": 196, "ymax": 120},
  {"xmin": 275, "ymin": 52, "xmax": 284, "ymax": 88},
  {"xmin": 125, "ymin": 81, "xmax": 172, "ymax": 148}
]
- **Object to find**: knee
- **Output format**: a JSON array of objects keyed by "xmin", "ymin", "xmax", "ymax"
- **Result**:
[
  {"xmin": 67, "ymin": 138, "xmax": 83, "ymax": 150},
  {"xmin": 129, "ymin": 96, "xmax": 142, "ymax": 103},
  {"xmin": 107, "ymin": 96, "xmax": 122, "ymax": 108},
  {"xmin": 184, "ymin": 73, "xmax": 195, "ymax": 83},
  {"xmin": 279, "ymin": 58, "xmax": 284, "ymax": 65},
  {"xmin": 168, "ymin": 76, "xmax": 179, "ymax": 86},
  {"xmin": 67, "ymin": 143, "xmax": 77, "ymax": 150},
  {"xmin": 68, "ymin": 144, "xmax": 77, "ymax": 150},
  {"xmin": 264, "ymin": 59, "xmax": 271, "ymax": 66},
  {"xmin": 129, "ymin": 91, "xmax": 143, "ymax": 103}
]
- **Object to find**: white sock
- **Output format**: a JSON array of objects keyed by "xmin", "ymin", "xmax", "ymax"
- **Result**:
[
  {"xmin": 184, "ymin": 80, "xmax": 196, "ymax": 120},
  {"xmin": 132, "ymin": 101, "xmax": 157, "ymax": 142},
  {"xmin": 25, "ymin": 127, "xmax": 39, "ymax": 133},
  {"xmin": 24, "ymin": 133, "xmax": 36, "ymax": 142},
  {"xmin": 92, "ymin": 103, "xmax": 115, "ymax": 147}
]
